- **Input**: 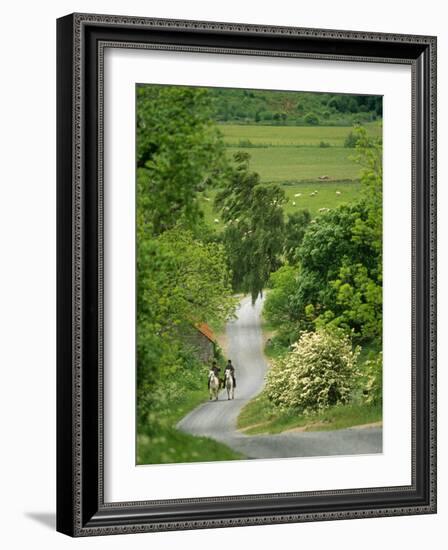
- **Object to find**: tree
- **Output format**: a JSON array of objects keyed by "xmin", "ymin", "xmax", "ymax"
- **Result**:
[
  {"xmin": 351, "ymin": 125, "xmax": 383, "ymax": 258},
  {"xmin": 321, "ymin": 125, "xmax": 383, "ymax": 341},
  {"xmin": 136, "ymin": 227, "xmax": 237, "ymax": 426},
  {"xmin": 293, "ymin": 126, "xmax": 383, "ymax": 341},
  {"xmin": 215, "ymin": 152, "xmax": 286, "ymax": 302},
  {"xmin": 264, "ymin": 125, "xmax": 383, "ymax": 343},
  {"xmin": 264, "ymin": 265, "xmax": 300, "ymax": 327},
  {"xmin": 135, "ymin": 85, "xmax": 238, "ymax": 430},
  {"xmin": 283, "ymin": 210, "xmax": 311, "ymax": 264},
  {"xmin": 327, "ymin": 261, "xmax": 382, "ymax": 340},
  {"xmin": 304, "ymin": 112, "xmax": 319, "ymax": 125},
  {"xmin": 136, "ymin": 84, "xmax": 226, "ymax": 235}
]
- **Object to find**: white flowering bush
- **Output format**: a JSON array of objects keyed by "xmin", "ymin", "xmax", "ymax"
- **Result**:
[{"xmin": 265, "ymin": 328, "xmax": 360, "ymax": 413}]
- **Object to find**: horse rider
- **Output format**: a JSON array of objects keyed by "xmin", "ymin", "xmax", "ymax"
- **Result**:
[
  {"xmin": 225, "ymin": 359, "xmax": 237, "ymax": 388},
  {"xmin": 208, "ymin": 360, "xmax": 221, "ymax": 389}
]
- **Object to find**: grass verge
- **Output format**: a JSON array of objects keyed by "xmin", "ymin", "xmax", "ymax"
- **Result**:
[
  {"xmin": 237, "ymin": 394, "xmax": 382, "ymax": 435},
  {"xmin": 137, "ymin": 391, "xmax": 244, "ymax": 465}
]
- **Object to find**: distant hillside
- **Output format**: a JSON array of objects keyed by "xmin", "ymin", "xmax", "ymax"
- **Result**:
[{"xmin": 208, "ymin": 88, "xmax": 382, "ymax": 126}]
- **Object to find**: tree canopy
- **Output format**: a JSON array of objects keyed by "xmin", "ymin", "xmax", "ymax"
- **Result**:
[
  {"xmin": 137, "ymin": 84, "xmax": 226, "ymax": 235},
  {"xmin": 215, "ymin": 152, "xmax": 286, "ymax": 302},
  {"xmin": 264, "ymin": 126, "xmax": 383, "ymax": 343}
]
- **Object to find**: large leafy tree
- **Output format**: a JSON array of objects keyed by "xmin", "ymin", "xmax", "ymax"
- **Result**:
[
  {"xmin": 351, "ymin": 126, "xmax": 382, "ymax": 258},
  {"xmin": 283, "ymin": 210, "xmax": 311, "ymax": 265},
  {"xmin": 215, "ymin": 152, "xmax": 286, "ymax": 302},
  {"xmin": 137, "ymin": 84, "xmax": 226, "ymax": 235},
  {"xmin": 323, "ymin": 126, "xmax": 383, "ymax": 340},
  {"xmin": 264, "ymin": 265, "xmax": 300, "ymax": 327},
  {"xmin": 135, "ymin": 85, "xmax": 238, "ymax": 430},
  {"xmin": 137, "ymin": 227, "xmax": 237, "ymax": 426},
  {"xmin": 290, "ymin": 203, "xmax": 374, "ymax": 321},
  {"xmin": 263, "ymin": 125, "xmax": 383, "ymax": 343}
]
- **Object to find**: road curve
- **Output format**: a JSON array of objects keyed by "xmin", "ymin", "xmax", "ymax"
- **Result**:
[{"xmin": 177, "ymin": 295, "xmax": 382, "ymax": 459}]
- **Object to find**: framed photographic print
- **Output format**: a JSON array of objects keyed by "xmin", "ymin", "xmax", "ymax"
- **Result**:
[{"xmin": 56, "ymin": 13, "xmax": 437, "ymax": 536}]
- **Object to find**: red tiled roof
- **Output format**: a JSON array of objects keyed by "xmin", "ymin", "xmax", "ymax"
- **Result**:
[{"xmin": 195, "ymin": 323, "xmax": 216, "ymax": 343}]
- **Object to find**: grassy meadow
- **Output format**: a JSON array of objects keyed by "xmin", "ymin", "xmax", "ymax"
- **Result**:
[
  {"xmin": 199, "ymin": 122, "xmax": 381, "ymax": 228},
  {"xmin": 224, "ymin": 147, "xmax": 361, "ymax": 182},
  {"xmin": 219, "ymin": 122, "xmax": 381, "ymax": 147}
]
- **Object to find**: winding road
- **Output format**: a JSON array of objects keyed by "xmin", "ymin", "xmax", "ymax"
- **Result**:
[{"xmin": 177, "ymin": 295, "xmax": 382, "ymax": 459}]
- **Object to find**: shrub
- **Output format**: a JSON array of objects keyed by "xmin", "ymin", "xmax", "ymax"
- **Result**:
[
  {"xmin": 304, "ymin": 112, "xmax": 319, "ymax": 125},
  {"xmin": 361, "ymin": 352, "xmax": 382, "ymax": 406},
  {"xmin": 344, "ymin": 130, "xmax": 358, "ymax": 148},
  {"xmin": 265, "ymin": 328, "xmax": 360, "ymax": 413},
  {"xmin": 319, "ymin": 141, "xmax": 331, "ymax": 148},
  {"xmin": 238, "ymin": 139, "xmax": 254, "ymax": 148}
]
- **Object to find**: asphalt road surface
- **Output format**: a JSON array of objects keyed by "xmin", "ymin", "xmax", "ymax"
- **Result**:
[{"xmin": 177, "ymin": 295, "xmax": 382, "ymax": 459}]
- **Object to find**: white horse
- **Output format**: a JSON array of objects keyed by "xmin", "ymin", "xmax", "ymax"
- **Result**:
[
  {"xmin": 224, "ymin": 368, "xmax": 235, "ymax": 400},
  {"xmin": 208, "ymin": 370, "xmax": 220, "ymax": 401}
]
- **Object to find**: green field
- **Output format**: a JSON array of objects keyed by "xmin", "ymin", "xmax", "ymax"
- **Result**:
[
  {"xmin": 219, "ymin": 122, "xmax": 381, "ymax": 147},
  {"xmin": 197, "ymin": 123, "xmax": 377, "ymax": 229},
  {"xmin": 219, "ymin": 123, "xmax": 380, "ymax": 184},
  {"xmin": 225, "ymin": 146, "xmax": 362, "ymax": 182}
]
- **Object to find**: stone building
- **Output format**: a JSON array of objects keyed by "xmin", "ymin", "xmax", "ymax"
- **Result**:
[{"xmin": 185, "ymin": 323, "xmax": 216, "ymax": 363}]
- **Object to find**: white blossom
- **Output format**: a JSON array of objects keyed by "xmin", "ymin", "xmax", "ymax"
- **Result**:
[{"xmin": 265, "ymin": 329, "xmax": 360, "ymax": 413}]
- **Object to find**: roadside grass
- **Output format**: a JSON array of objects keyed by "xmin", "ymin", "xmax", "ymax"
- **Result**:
[
  {"xmin": 137, "ymin": 387, "xmax": 244, "ymax": 465},
  {"xmin": 264, "ymin": 333, "xmax": 289, "ymax": 361},
  {"xmin": 237, "ymin": 394, "xmax": 382, "ymax": 435},
  {"xmin": 137, "ymin": 426, "xmax": 243, "ymax": 465}
]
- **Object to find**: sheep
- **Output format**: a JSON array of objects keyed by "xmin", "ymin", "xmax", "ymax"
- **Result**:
[
  {"xmin": 292, "ymin": 201, "xmax": 296, "ymax": 206},
  {"xmin": 294, "ymin": 193, "xmax": 302, "ymax": 197},
  {"xmin": 214, "ymin": 218, "xmax": 219, "ymax": 223},
  {"xmin": 335, "ymin": 191, "xmax": 341, "ymax": 196},
  {"xmin": 310, "ymin": 192, "xmax": 316, "ymax": 197},
  {"xmin": 204, "ymin": 197, "xmax": 211, "ymax": 202},
  {"xmin": 318, "ymin": 175, "xmax": 329, "ymax": 181}
]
